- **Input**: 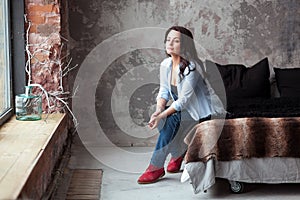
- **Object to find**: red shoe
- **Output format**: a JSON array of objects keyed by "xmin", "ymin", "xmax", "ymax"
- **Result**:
[
  {"xmin": 167, "ymin": 156, "xmax": 184, "ymax": 173},
  {"xmin": 137, "ymin": 165, "xmax": 165, "ymax": 184}
]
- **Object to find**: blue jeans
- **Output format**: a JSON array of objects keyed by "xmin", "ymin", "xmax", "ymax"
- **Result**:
[{"xmin": 150, "ymin": 108, "xmax": 198, "ymax": 167}]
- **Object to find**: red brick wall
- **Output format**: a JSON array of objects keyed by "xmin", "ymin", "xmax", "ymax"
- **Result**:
[
  {"xmin": 25, "ymin": 0, "xmax": 63, "ymax": 112},
  {"xmin": 18, "ymin": 2, "xmax": 71, "ymax": 199}
]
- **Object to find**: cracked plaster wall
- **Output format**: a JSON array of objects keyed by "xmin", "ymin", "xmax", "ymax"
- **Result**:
[{"xmin": 69, "ymin": 0, "xmax": 300, "ymax": 146}]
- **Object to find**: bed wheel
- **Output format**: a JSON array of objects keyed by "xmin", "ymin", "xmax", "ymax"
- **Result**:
[{"xmin": 229, "ymin": 181, "xmax": 244, "ymax": 194}]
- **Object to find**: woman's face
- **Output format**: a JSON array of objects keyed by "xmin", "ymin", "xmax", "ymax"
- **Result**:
[{"xmin": 165, "ymin": 30, "xmax": 181, "ymax": 56}]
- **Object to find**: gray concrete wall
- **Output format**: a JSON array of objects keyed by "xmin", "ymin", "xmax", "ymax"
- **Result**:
[{"xmin": 69, "ymin": 0, "xmax": 300, "ymax": 146}]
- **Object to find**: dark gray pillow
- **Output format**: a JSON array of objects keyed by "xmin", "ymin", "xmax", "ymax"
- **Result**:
[
  {"xmin": 206, "ymin": 57, "xmax": 271, "ymax": 103},
  {"xmin": 274, "ymin": 68, "xmax": 300, "ymax": 97}
]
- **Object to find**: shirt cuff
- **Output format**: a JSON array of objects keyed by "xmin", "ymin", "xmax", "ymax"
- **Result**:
[
  {"xmin": 170, "ymin": 101, "xmax": 181, "ymax": 111},
  {"xmin": 156, "ymin": 93, "xmax": 169, "ymax": 101}
]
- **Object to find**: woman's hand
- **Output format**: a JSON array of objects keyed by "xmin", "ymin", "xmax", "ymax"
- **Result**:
[
  {"xmin": 148, "ymin": 106, "xmax": 176, "ymax": 130},
  {"xmin": 148, "ymin": 114, "xmax": 163, "ymax": 130},
  {"xmin": 148, "ymin": 109, "xmax": 162, "ymax": 129}
]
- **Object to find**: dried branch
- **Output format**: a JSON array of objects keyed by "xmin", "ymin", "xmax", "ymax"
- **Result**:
[{"xmin": 24, "ymin": 14, "xmax": 78, "ymax": 127}]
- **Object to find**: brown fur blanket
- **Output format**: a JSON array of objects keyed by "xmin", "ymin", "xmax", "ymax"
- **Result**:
[{"xmin": 184, "ymin": 117, "xmax": 300, "ymax": 163}]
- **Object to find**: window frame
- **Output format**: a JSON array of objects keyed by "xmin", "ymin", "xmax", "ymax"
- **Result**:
[
  {"xmin": 0, "ymin": 0, "xmax": 13, "ymax": 125},
  {"xmin": 0, "ymin": 0, "xmax": 25, "ymax": 126}
]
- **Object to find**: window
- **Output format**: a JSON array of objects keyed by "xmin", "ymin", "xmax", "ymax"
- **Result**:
[{"xmin": 0, "ymin": 0, "xmax": 12, "ymax": 126}]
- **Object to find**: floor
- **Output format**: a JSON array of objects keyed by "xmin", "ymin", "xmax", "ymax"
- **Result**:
[{"xmin": 55, "ymin": 134, "xmax": 300, "ymax": 200}]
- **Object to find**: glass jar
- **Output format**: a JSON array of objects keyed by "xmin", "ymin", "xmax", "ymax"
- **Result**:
[{"xmin": 15, "ymin": 86, "xmax": 42, "ymax": 121}]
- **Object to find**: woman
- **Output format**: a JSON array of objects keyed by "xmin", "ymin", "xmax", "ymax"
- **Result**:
[{"xmin": 137, "ymin": 26, "xmax": 224, "ymax": 184}]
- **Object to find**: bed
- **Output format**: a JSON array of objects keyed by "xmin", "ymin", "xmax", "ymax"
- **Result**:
[
  {"xmin": 181, "ymin": 115, "xmax": 300, "ymax": 193},
  {"xmin": 181, "ymin": 59, "xmax": 300, "ymax": 193}
]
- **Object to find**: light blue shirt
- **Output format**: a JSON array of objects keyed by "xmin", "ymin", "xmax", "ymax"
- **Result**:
[{"xmin": 157, "ymin": 57, "xmax": 223, "ymax": 121}]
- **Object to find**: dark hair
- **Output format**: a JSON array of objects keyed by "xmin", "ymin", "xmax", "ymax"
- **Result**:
[{"xmin": 164, "ymin": 26, "xmax": 204, "ymax": 77}]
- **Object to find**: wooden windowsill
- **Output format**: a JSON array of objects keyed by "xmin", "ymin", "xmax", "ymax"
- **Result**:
[{"xmin": 0, "ymin": 113, "xmax": 66, "ymax": 199}]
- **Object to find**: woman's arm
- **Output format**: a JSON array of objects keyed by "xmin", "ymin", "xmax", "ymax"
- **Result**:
[
  {"xmin": 156, "ymin": 98, "xmax": 167, "ymax": 113},
  {"xmin": 158, "ymin": 106, "xmax": 176, "ymax": 119},
  {"xmin": 148, "ymin": 59, "xmax": 173, "ymax": 129}
]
